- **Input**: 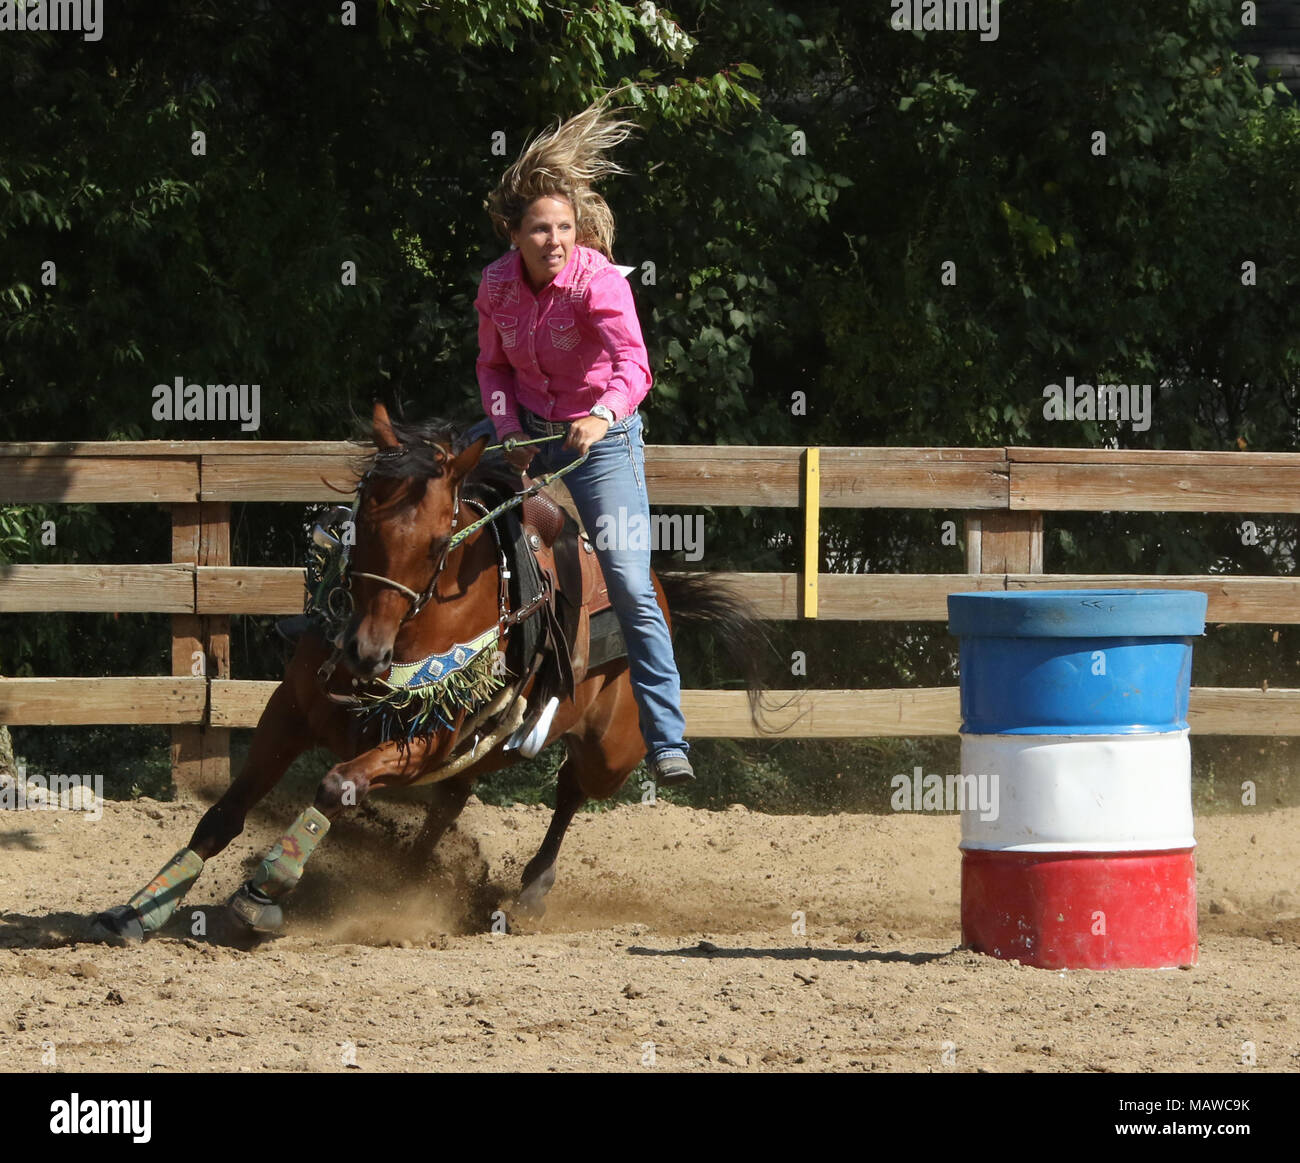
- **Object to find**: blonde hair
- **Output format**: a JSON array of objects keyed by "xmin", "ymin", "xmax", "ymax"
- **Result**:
[{"xmin": 486, "ymin": 98, "xmax": 637, "ymax": 260}]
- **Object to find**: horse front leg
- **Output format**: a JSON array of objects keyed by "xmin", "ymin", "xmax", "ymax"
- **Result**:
[
  {"xmin": 225, "ymin": 732, "xmax": 447, "ymax": 934},
  {"xmin": 225, "ymin": 686, "xmax": 530, "ymax": 933}
]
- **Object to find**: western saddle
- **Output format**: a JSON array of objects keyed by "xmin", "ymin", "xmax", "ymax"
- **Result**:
[{"xmin": 514, "ymin": 481, "xmax": 621, "ymax": 701}]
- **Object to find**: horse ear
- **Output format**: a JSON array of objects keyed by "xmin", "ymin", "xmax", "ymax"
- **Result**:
[
  {"xmin": 372, "ymin": 402, "xmax": 399, "ymax": 449},
  {"xmin": 449, "ymin": 435, "xmax": 490, "ymax": 480}
]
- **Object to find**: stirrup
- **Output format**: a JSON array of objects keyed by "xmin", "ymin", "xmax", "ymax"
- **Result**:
[{"xmin": 503, "ymin": 696, "xmax": 560, "ymax": 759}]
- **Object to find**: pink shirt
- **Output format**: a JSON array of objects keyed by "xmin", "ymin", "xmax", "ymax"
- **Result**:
[{"xmin": 475, "ymin": 245, "xmax": 653, "ymax": 439}]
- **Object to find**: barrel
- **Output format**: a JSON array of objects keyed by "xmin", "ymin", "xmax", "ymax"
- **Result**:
[{"xmin": 946, "ymin": 589, "xmax": 1207, "ymax": 969}]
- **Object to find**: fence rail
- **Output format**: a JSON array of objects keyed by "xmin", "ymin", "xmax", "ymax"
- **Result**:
[
  {"xmin": 2, "ymin": 441, "xmax": 1296, "ymax": 794},
  {"xmin": 1, "ymin": 565, "xmax": 1297, "ymax": 622}
]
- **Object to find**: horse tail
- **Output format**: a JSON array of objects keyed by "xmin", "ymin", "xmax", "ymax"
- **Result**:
[{"xmin": 657, "ymin": 570, "xmax": 770, "ymax": 725}]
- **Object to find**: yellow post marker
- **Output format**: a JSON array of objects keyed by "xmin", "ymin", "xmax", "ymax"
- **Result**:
[{"xmin": 803, "ymin": 447, "xmax": 820, "ymax": 618}]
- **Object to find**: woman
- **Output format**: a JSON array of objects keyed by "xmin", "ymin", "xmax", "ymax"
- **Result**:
[{"xmin": 474, "ymin": 101, "xmax": 693, "ymax": 786}]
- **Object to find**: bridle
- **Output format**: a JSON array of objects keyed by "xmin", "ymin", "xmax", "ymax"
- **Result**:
[
  {"xmin": 345, "ymin": 431, "xmax": 589, "ymax": 628},
  {"xmin": 347, "ymin": 466, "xmax": 463, "ymax": 627}
]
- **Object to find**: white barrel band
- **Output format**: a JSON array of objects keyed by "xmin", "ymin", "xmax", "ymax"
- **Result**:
[{"xmin": 959, "ymin": 730, "xmax": 1194, "ymax": 852}]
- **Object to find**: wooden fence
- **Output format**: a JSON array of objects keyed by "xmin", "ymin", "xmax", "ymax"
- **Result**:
[{"xmin": 1, "ymin": 441, "xmax": 1297, "ymax": 796}]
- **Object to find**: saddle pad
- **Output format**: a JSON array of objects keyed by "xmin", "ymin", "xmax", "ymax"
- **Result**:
[{"xmin": 586, "ymin": 607, "xmax": 627, "ymax": 671}]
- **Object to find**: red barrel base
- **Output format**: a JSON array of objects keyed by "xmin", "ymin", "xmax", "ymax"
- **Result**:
[{"xmin": 961, "ymin": 848, "xmax": 1197, "ymax": 969}]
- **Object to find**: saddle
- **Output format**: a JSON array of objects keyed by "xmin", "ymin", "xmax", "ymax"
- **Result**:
[{"xmin": 512, "ymin": 477, "xmax": 619, "ymax": 700}]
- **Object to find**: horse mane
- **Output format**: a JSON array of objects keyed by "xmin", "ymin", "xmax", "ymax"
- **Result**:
[{"xmin": 350, "ymin": 415, "xmax": 522, "ymax": 509}]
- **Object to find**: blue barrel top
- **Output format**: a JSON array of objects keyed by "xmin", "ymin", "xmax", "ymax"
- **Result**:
[
  {"xmin": 948, "ymin": 589, "xmax": 1207, "ymax": 639},
  {"xmin": 947, "ymin": 590, "xmax": 1208, "ymax": 735}
]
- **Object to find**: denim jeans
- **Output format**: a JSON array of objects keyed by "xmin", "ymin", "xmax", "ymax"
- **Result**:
[{"xmin": 518, "ymin": 408, "xmax": 688, "ymax": 761}]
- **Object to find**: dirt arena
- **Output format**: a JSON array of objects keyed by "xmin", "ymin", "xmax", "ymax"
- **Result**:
[{"xmin": 1, "ymin": 789, "xmax": 1296, "ymax": 1073}]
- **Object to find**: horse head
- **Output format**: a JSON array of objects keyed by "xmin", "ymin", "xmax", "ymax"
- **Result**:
[{"xmin": 342, "ymin": 402, "xmax": 489, "ymax": 680}]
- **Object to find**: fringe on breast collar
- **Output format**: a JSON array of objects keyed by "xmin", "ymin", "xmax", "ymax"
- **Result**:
[{"xmin": 353, "ymin": 625, "xmax": 506, "ymax": 742}]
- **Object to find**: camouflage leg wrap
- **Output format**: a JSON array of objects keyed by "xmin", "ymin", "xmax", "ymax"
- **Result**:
[
  {"xmin": 249, "ymin": 806, "xmax": 330, "ymax": 901},
  {"xmin": 127, "ymin": 848, "xmax": 205, "ymax": 933}
]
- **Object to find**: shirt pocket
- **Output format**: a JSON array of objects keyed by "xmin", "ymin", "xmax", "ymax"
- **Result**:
[
  {"xmin": 493, "ymin": 313, "xmax": 519, "ymax": 350},
  {"xmin": 545, "ymin": 315, "xmax": 581, "ymax": 354}
]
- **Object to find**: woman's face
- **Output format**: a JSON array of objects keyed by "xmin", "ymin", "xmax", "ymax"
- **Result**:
[{"xmin": 510, "ymin": 196, "xmax": 575, "ymax": 290}]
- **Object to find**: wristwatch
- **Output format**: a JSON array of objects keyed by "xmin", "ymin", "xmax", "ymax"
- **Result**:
[{"xmin": 589, "ymin": 404, "xmax": 615, "ymax": 424}]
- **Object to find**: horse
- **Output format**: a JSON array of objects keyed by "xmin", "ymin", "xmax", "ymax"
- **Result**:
[{"xmin": 92, "ymin": 402, "xmax": 766, "ymax": 941}]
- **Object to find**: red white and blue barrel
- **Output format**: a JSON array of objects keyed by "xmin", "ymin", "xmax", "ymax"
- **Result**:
[{"xmin": 947, "ymin": 589, "xmax": 1207, "ymax": 969}]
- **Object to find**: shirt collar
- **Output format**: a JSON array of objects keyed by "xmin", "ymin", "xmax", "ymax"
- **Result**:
[
  {"xmin": 512, "ymin": 245, "xmax": 581, "ymax": 295},
  {"xmin": 550, "ymin": 246, "xmax": 580, "ymax": 289}
]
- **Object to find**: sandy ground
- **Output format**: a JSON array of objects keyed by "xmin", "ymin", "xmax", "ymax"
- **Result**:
[{"xmin": 0, "ymin": 788, "xmax": 1297, "ymax": 1073}]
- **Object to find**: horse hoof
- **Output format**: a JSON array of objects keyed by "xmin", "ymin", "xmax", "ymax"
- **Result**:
[
  {"xmin": 89, "ymin": 905, "xmax": 145, "ymax": 944},
  {"xmin": 515, "ymin": 885, "xmax": 548, "ymax": 919},
  {"xmin": 227, "ymin": 883, "xmax": 284, "ymax": 933}
]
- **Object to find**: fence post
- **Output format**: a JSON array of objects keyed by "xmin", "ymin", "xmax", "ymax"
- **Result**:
[
  {"xmin": 964, "ymin": 511, "xmax": 1044, "ymax": 575},
  {"xmin": 170, "ymin": 497, "xmax": 231, "ymax": 799},
  {"xmin": 802, "ymin": 447, "xmax": 820, "ymax": 618}
]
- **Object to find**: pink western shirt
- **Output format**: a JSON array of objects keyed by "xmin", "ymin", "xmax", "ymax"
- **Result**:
[{"xmin": 475, "ymin": 245, "xmax": 653, "ymax": 440}]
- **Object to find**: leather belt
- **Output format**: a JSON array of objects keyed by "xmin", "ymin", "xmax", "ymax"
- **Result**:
[{"xmin": 520, "ymin": 408, "xmax": 570, "ymax": 437}]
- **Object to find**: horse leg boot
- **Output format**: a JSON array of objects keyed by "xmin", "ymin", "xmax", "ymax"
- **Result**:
[
  {"xmin": 227, "ymin": 806, "xmax": 331, "ymax": 933},
  {"xmin": 92, "ymin": 848, "xmax": 207, "ymax": 942},
  {"xmin": 225, "ymin": 744, "xmax": 397, "ymax": 932}
]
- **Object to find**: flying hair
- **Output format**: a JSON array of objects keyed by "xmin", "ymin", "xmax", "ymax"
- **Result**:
[{"xmin": 486, "ymin": 97, "xmax": 638, "ymax": 260}]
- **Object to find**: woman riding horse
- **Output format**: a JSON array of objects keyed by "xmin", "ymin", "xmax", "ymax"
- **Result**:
[
  {"xmin": 475, "ymin": 100, "xmax": 694, "ymax": 787},
  {"xmin": 90, "ymin": 100, "xmax": 756, "ymax": 944}
]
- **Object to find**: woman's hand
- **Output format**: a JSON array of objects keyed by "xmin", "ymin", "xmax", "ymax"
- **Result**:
[
  {"xmin": 563, "ymin": 415, "xmax": 610, "ymax": 457},
  {"xmin": 500, "ymin": 431, "xmax": 535, "ymax": 473}
]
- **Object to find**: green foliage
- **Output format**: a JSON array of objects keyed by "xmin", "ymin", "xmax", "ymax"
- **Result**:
[
  {"xmin": 0, "ymin": 506, "xmax": 34, "ymax": 562},
  {"xmin": 19, "ymin": 724, "xmax": 173, "ymax": 801},
  {"xmin": 1, "ymin": 1, "xmax": 1296, "ymax": 806}
]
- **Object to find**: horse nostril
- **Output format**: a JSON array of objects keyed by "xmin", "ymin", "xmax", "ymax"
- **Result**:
[{"xmin": 378, "ymin": 648, "xmax": 393, "ymax": 670}]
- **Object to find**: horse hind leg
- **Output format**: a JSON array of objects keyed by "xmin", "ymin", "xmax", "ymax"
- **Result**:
[
  {"xmin": 515, "ymin": 757, "xmax": 586, "ymax": 919},
  {"xmin": 404, "ymin": 774, "xmax": 475, "ymax": 873},
  {"xmin": 514, "ymin": 671, "xmax": 647, "ymax": 920}
]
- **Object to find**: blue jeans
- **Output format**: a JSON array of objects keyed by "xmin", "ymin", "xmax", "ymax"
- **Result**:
[{"xmin": 518, "ymin": 408, "xmax": 688, "ymax": 761}]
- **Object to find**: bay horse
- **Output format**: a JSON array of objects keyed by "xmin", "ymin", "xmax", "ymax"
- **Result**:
[{"xmin": 93, "ymin": 402, "xmax": 765, "ymax": 941}]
